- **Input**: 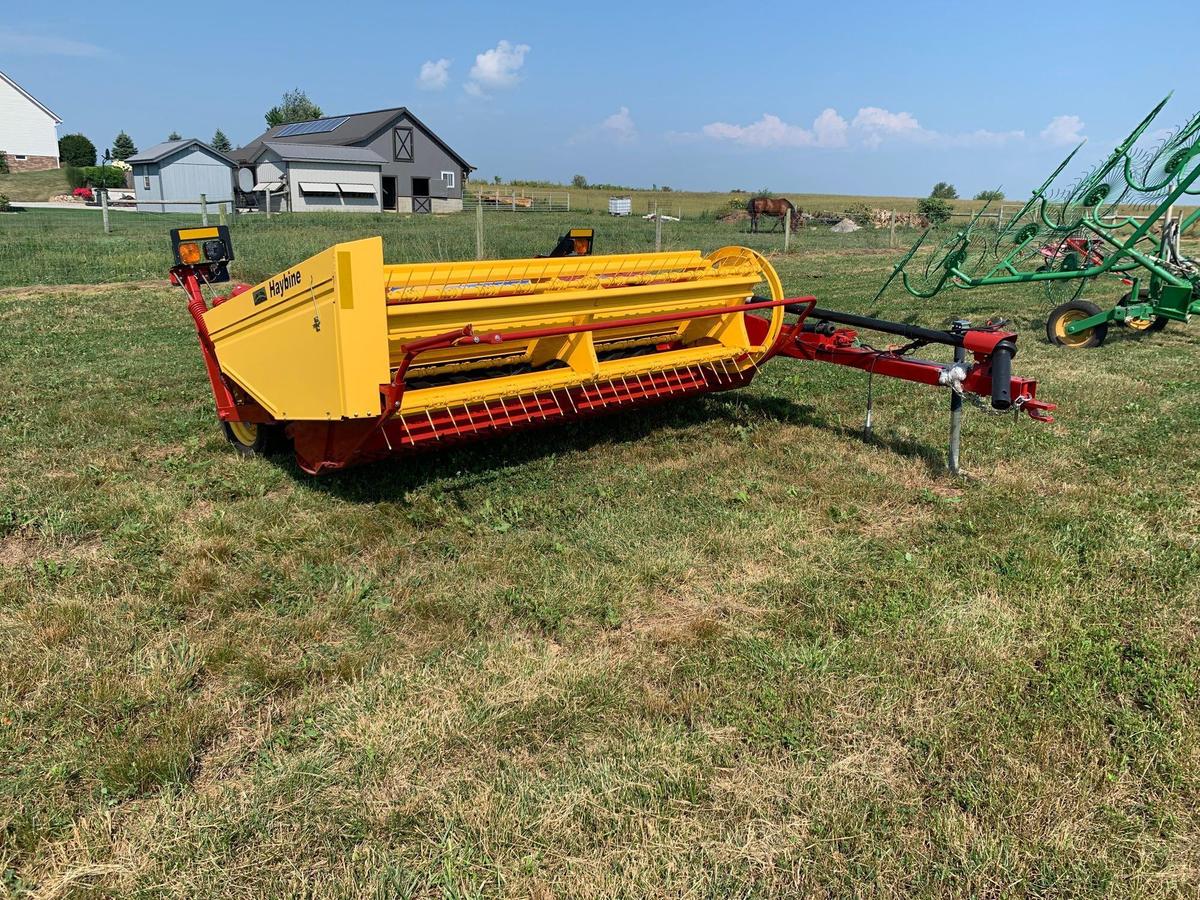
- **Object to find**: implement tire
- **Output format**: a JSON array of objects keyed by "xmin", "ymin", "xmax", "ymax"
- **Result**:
[
  {"xmin": 1046, "ymin": 299, "xmax": 1108, "ymax": 349},
  {"xmin": 222, "ymin": 420, "xmax": 285, "ymax": 457}
]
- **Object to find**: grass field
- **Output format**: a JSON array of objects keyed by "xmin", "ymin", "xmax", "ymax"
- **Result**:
[
  {"xmin": 1, "ymin": 208, "xmax": 1199, "ymax": 897},
  {"xmin": 0, "ymin": 168, "xmax": 70, "ymax": 202}
]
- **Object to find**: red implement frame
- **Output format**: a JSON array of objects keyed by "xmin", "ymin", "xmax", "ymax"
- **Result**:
[{"xmin": 174, "ymin": 268, "xmax": 1054, "ymax": 474}]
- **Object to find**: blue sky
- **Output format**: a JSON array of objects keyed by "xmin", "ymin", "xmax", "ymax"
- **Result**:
[{"xmin": 3, "ymin": 0, "xmax": 1198, "ymax": 196}]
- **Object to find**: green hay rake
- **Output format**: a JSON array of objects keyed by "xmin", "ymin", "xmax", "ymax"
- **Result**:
[{"xmin": 875, "ymin": 96, "xmax": 1200, "ymax": 348}]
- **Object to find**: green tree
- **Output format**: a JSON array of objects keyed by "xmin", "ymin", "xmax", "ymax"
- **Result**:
[
  {"xmin": 0, "ymin": 152, "xmax": 8, "ymax": 175},
  {"xmin": 167, "ymin": 131, "xmax": 182, "ymax": 141},
  {"xmin": 211, "ymin": 129, "xmax": 232, "ymax": 153},
  {"xmin": 111, "ymin": 131, "xmax": 137, "ymax": 161},
  {"xmin": 930, "ymin": 182, "xmax": 958, "ymax": 200},
  {"xmin": 571, "ymin": 174, "xmax": 588, "ymax": 189},
  {"xmin": 59, "ymin": 134, "xmax": 96, "ymax": 167},
  {"xmin": 265, "ymin": 89, "xmax": 323, "ymax": 127},
  {"xmin": 493, "ymin": 175, "xmax": 501, "ymax": 185},
  {"xmin": 974, "ymin": 189, "xmax": 1005, "ymax": 201},
  {"xmin": 918, "ymin": 196, "xmax": 953, "ymax": 225}
]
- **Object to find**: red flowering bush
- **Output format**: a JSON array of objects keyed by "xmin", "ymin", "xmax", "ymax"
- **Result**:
[{"xmin": 73, "ymin": 187, "xmax": 94, "ymax": 201}]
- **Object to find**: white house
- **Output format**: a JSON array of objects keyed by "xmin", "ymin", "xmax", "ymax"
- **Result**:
[{"xmin": 0, "ymin": 70, "xmax": 62, "ymax": 172}]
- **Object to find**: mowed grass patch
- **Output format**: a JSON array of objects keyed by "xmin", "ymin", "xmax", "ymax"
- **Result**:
[{"xmin": 1, "ymin": 223, "xmax": 1199, "ymax": 896}]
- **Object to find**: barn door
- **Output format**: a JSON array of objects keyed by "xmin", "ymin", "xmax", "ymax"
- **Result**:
[{"xmin": 412, "ymin": 177, "xmax": 431, "ymax": 214}]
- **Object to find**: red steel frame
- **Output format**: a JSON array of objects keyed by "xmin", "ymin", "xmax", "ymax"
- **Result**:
[{"xmin": 175, "ymin": 269, "xmax": 1054, "ymax": 474}]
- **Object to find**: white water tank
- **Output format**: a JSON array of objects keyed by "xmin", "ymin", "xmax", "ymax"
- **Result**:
[{"xmin": 608, "ymin": 197, "xmax": 632, "ymax": 216}]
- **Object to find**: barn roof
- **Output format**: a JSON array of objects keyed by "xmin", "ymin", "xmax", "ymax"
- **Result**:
[
  {"xmin": 232, "ymin": 107, "xmax": 473, "ymax": 171},
  {"xmin": 259, "ymin": 142, "xmax": 386, "ymax": 165},
  {"xmin": 126, "ymin": 139, "xmax": 235, "ymax": 166}
]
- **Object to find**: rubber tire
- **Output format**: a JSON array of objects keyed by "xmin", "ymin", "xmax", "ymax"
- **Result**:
[
  {"xmin": 1118, "ymin": 289, "xmax": 1169, "ymax": 333},
  {"xmin": 1046, "ymin": 299, "xmax": 1108, "ymax": 349},
  {"xmin": 221, "ymin": 420, "xmax": 284, "ymax": 457}
]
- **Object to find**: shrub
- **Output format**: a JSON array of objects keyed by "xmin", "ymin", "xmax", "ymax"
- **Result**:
[
  {"xmin": 974, "ymin": 189, "xmax": 1005, "ymax": 201},
  {"xmin": 845, "ymin": 203, "xmax": 873, "ymax": 227},
  {"xmin": 0, "ymin": 194, "xmax": 11, "ymax": 212},
  {"xmin": 65, "ymin": 166, "xmax": 127, "ymax": 189},
  {"xmin": 0, "ymin": 151, "xmax": 8, "ymax": 175},
  {"xmin": 73, "ymin": 187, "xmax": 94, "ymax": 201},
  {"xmin": 59, "ymin": 133, "xmax": 97, "ymax": 167},
  {"xmin": 918, "ymin": 196, "xmax": 953, "ymax": 225},
  {"xmin": 571, "ymin": 174, "xmax": 588, "ymax": 188},
  {"xmin": 929, "ymin": 181, "xmax": 958, "ymax": 200}
]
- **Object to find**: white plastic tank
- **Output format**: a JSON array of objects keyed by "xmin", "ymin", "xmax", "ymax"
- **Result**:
[{"xmin": 608, "ymin": 197, "xmax": 632, "ymax": 216}]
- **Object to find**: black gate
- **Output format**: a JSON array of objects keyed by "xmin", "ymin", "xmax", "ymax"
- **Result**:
[{"xmin": 413, "ymin": 196, "xmax": 432, "ymax": 214}]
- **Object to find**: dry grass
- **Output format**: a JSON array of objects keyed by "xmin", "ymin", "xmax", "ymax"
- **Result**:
[{"xmin": 0, "ymin": 218, "xmax": 1198, "ymax": 897}]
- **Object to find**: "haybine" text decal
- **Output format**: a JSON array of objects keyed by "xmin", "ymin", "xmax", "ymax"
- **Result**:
[{"xmin": 268, "ymin": 270, "xmax": 303, "ymax": 299}]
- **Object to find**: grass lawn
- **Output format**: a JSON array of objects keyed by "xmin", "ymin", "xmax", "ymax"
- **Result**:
[
  {"xmin": 1, "ymin": 209, "xmax": 1198, "ymax": 896},
  {"xmin": 0, "ymin": 168, "xmax": 70, "ymax": 202}
]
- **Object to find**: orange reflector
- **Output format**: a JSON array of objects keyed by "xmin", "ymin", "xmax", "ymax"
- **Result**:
[{"xmin": 178, "ymin": 242, "xmax": 202, "ymax": 264}]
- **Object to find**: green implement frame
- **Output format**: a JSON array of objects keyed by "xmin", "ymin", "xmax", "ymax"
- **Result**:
[{"xmin": 876, "ymin": 95, "xmax": 1200, "ymax": 348}]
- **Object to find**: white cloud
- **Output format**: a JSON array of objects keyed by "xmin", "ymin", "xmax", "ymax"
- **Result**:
[
  {"xmin": 852, "ymin": 106, "xmax": 922, "ymax": 142},
  {"xmin": 701, "ymin": 106, "xmax": 1021, "ymax": 151},
  {"xmin": 1041, "ymin": 114, "xmax": 1085, "ymax": 146},
  {"xmin": 702, "ymin": 109, "xmax": 847, "ymax": 149},
  {"xmin": 812, "ymin": 108, "xmax": 849, "ymax": 148},
  {"xmin": 601, "ymin": 106, "xmax": 637, "ymax": 142},
  {"xmin": 0, "ymin": 27, "xmax": 106, "ymax": 57},
  {"xmin": 569, "ymin": 106, "xmax": 639, "ymax": 146},
  {"xmin": 465, "ymin": 40, "xmax": 530, "ymax": 96},
  {"xmin": 418, "ymin": 58, "xmax": 451, "ymax": 91}
]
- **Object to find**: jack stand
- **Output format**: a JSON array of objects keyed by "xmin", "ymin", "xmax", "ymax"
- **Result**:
[{"xmin": 947, "ymin": 320, "xmax": 969, "ymax": 475}]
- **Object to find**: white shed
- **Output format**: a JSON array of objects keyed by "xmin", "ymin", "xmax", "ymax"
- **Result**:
[
  {"xmin": 127, "ymin": 140, "xmax": 235, "ymax": 213},
  {"xmin": 248, "ymin": 143, "xmax": 384, "ymax": 213}
]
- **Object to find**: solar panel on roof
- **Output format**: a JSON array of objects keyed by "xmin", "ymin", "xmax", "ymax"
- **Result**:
[{"xmin": 275, "ymin": 116, "xmax": 349, "ymax": 138}]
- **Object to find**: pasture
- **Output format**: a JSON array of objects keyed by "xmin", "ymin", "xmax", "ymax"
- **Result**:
[{"xmin": 1, "ymin": 207, "xmax": 1198, "ymax": 897}]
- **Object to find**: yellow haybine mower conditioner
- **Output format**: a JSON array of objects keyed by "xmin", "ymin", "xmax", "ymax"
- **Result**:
[{"xmin": 169, "ymin": 227, "xmax": 1053, "ymax": 474}]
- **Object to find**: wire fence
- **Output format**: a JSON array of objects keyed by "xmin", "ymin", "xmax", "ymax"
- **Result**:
[{"xmin": 0, "ymin": 203, "xmax": 921, "ymax": 290}]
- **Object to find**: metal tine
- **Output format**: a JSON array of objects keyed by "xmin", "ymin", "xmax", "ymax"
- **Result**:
[
  {"xmin": 462, "ymin": 404, "xmax": 474, "ymax": 431},
  {"xmin": 382, "ymin": 427, "xmax": 393, "ymax": 451},
  {"xmin": 533, "ymin": 392, "xmax": 549, "ymax": 420},
  {"xmin": 448, "ymin": 406, "xmax": 464, "ymax": 437},
  {"xmin": 425, "ymin": 409, "xmax": 441, "ymax": 440},
  {"xmin": 517, "ymin": 394, "xmax": 531, "ymax": 420},
  {"xmin": 400, "ymin": 417, "xmax": 414, "ymax": 444},
  {"xmin": 718, "ymin": 358, "xmax": 734, "ymax": 383},
  {"xmin": 564, "ymin": 387, "xmax": 579, "ymax": 413},
  {"xmin": 548, "ymin": 387, "xmax": 565, "ymax": 415},
  {"xmin": 482, "ymin": 399, "xmax": 499, "ymax": 429}
]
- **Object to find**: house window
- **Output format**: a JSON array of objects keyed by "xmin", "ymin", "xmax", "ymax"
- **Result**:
[
  {"xmin": 441, "ymin": 170, "xmax": 455, "ymax": 189},
  {"xmin": 394, "ymin": 127, "xmax": 414, "ymax": 162},
  {"xmin": 14, "ymin": 155, "xmax": 27, "ymax": 160},
  {"xmin": 144, "ymin": 175, "xmax": 150, "ymax": 189}
]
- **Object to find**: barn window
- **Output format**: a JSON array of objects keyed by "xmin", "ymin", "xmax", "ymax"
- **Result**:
[
  {"xmin": 144, "ymin": 175, "xmax": 150, "ymax": 189},
  {"xmin": 394, "ymin": 127, "xmax": 414, "ymax": 162},
  {"xmin": 441, "ymin": 170, "xmax": 455, "ymax": 189}
]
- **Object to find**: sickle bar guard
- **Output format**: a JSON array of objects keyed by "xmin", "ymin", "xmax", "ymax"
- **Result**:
[{"xmin": 169, "ymin": 228, "xmax": 1053, "ymax": 474}]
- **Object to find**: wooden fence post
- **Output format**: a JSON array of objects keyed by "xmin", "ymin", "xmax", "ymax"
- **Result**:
[
  {"xmin": 889, "ymin": 210, "xmax": 896, "ymax": 248},
  {"xmin": 99, "ymin": 186, "xmax": 111, "ymax": 234},
  {"xmin": 265, "ymin": 188, "xmax": 272, "ymax": 219},
  {"xmin": 218, "ymin": 202, "xmax": 228, "ymax": 226},
  {"xmin": 784, "ymin": 212, "xmax": 791, "ymax": 252},
  {"xmin": 476, "ymin": 200, "xmax": 484, "ymax": 260},
  {"xmin": 200, "ymin": 193, "xmax": 208, "ymax": 225},
  {"xmin": 654, "ymin": 201, "xmax": 662, "ymax": 252}
]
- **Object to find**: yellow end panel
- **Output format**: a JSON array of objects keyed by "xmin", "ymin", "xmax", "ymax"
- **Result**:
[{"xmin": 203, "ymin": 238, "xmax": 390, "ymax": 421}]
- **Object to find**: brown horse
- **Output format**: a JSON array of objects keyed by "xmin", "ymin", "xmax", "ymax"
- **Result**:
[{"xmin": 747, "ymin": 196, "xmax": 801, "ymax": 233}]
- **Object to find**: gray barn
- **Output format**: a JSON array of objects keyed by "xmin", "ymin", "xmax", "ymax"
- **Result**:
[
  {"xmin": 233, "ymin": 107, "xmax": 473, "ymax": 213},
  {"xmin": 127, "ymin": 139, "xmax": 235, "ymax": 213}
]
